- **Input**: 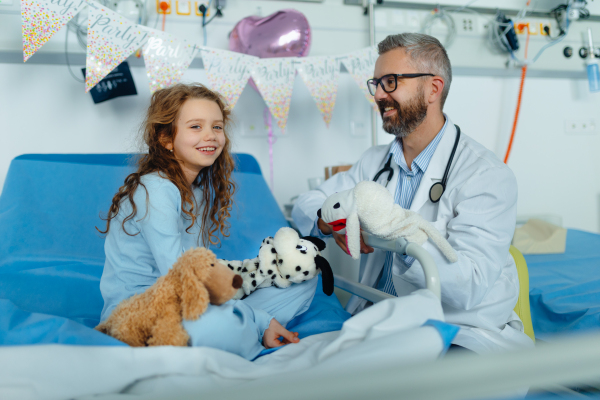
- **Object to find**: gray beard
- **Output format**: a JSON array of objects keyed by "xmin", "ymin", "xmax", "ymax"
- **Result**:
[{"xmin": 381, "ymin": 92, "xmax": 428, "ymax": 139}]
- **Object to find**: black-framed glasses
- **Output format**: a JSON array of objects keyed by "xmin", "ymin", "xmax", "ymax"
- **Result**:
[{"xmin": 367, "ymin": 73, "xmax": 434, "ymax": 96}]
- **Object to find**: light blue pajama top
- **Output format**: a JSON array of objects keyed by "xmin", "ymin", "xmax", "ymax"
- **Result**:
[{"xmin": 99, "ymin": 172, "xmax": 284, "ymax": 360}]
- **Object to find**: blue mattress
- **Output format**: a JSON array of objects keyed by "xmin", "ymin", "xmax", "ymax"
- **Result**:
[
  {"xmin": 0, "ymin": 154, "xmax": 350, "ymax": 347},
  {"xmin": 526, "ymin": 229, "xmax": 600, "ymax": 340}
]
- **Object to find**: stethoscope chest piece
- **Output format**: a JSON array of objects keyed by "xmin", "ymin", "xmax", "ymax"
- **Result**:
[{"xmin": 429, "ymin": 182, "xmax": 445, "ymax": 203}]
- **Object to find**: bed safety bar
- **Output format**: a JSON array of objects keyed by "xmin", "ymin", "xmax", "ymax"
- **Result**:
[{"xmin": 333, "ymin": 233, "xmax": 441, "ymax": 302}]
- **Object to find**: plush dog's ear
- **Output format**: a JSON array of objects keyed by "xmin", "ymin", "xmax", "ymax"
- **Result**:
[
  {"xmin": 345, "ymin": 211, "xmax": 360, "ymax": 260},
  {"xmin": 179, "ymin": 265, "xmax": 210, "ymax": 321},
  {"xmin": 302, "ymin": 236, "xmax": 326, "ymax": 251},
  {"xmin": 315, "ymin": 255, "xmax": 334, "ymax": 296}
]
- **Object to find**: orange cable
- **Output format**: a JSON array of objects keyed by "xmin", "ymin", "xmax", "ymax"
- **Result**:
[{"xmin": 503, "ymin": 29, "xmax": 530, "ymax": 164}]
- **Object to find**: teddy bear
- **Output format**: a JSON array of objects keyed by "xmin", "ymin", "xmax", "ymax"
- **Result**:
[
  {"xmin": 219, "ymin": 227, "xmax": 334, "ymax": 300},
  {"xmin": 95, "ymin": 247, "xmax": 242, "ymax": 347},
  {"xmin": 317, "ymin": 180, "xmax": 458, "ymax": 262}
]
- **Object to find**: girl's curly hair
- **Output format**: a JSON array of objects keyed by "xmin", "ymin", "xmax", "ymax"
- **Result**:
[{"xmin": 97, "ymin": 83, "xmax": 235, "ymax": 247}]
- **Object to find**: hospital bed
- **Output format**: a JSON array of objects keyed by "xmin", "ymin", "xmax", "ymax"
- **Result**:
[
  {"xmin": 1, "ymin": 153, "xmax": 599, "ymax": 400},
  {"xmin": 0, "ymin": 153, "xmax": 456, "ymax": 400}
]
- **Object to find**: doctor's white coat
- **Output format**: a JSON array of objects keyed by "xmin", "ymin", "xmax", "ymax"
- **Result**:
[{"xmin": 292, "ymin": 119, "xmax": 534, "ymax": 354}]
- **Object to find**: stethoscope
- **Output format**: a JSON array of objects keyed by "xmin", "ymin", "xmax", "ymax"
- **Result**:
[{"xmin": 372, "ymin": 125, "xmax": 461, "ymax": 204}]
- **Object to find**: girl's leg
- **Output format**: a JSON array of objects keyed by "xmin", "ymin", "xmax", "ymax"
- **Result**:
[
  {"xmin": 242, "ymin": 277, "xmax": 318, "ymax": 328},
  {"xmin": 182, "ymin": 300, "xmax": 273, "ymax": 361}
]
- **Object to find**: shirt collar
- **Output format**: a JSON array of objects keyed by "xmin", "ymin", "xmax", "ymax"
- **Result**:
[{"xmin": 389, "ymin": 115, "xmax": 449, "ymax": 174}]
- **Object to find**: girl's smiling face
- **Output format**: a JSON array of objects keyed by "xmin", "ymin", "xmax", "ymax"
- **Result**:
[{"xmin": 166, "ymin": 98, "xmax": 226, "ymax": 185}]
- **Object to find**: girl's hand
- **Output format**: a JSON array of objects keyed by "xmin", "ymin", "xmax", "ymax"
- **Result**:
[{"xmin": 263, "ymin": 319, "xmax": 300, "ymax": 349}]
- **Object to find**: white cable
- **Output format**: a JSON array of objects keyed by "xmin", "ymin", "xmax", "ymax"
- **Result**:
[{"xmin": 420, "ymin": 8, "xmax": 457, "ymax": 48}]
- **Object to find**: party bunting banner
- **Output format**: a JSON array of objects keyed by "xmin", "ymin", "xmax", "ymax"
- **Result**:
[
  {"xmin": 341, "ymin": 47, "xmax": 378, "ymax": 107},
  {"xmin": 296, "ymin": 56, "xmax": 341, "ymax": 128},
  {"xmin": 143, "ymin": 31, "xmax": 197, "ymax": 94},
  {"xmin": 21, "ymin": 0, "xmax": 86, "ymax": 62},
  {"xmin": 85, "ymin": 2, "xmax": 149, "ymax": 92},
  {"xmin": 201, "ymin": 48, "xmax": 256, "ymax": 109},
  {"xmin": 250, "ymin": 58, "xmax": 296, "ymax": 132}
]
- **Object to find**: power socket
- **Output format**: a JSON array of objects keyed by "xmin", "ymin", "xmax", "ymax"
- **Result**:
[
  {"xmin": 458, "ymin": 15, "xmax": 481, "ymax": 35},
  {"xmin": 565, "ymin": 119, "xmax": 597, "ymax": 134}
]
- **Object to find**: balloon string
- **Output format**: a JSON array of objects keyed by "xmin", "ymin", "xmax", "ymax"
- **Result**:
[{"xmin": 264, "ymin": 107, "xmax": 275, "ymax": 191}]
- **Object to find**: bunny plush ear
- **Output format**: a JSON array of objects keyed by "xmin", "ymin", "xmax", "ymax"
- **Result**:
[{"xmin": 345, "ymin": 211, "xmax": 361, "ymax": 260}]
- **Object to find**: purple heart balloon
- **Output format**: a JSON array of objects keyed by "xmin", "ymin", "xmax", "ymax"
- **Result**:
[{"xmin": 229, "ymin": 9, "xmax": 311, "ymax": 59}]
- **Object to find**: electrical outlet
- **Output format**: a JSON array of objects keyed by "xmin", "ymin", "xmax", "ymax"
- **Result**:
[
  {"xmin": 460, "ymin": 16, "xmax": 475, "ymax": 33},
  {"xmin": 458, "ymin": 15, "xmax": 481, "ymax": 35},
  {"xmin": 350, "ymin": 121, "xmax": 366, "ymax": 137},
  {"xmin": 565, "ymin": 119, "xmax": 597, "ymax": 134}
]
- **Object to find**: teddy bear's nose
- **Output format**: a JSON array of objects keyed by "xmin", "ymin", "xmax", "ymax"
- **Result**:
[{"xmin": 232, "ymin": 275, "xmax": 243, "ymax": 289}]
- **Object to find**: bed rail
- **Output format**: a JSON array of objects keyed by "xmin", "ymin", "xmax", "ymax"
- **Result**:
[{"xmin": 332, "ymin": 233, "xmax": 441, "ymax": 302}]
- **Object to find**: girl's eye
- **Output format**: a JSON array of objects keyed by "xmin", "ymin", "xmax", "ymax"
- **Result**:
[
  {"xmin": 213, "ymin": 125, "xmax": 223, "ymax": 130},
  {"xmin": 191, "ymin": 125, "xmax": 201, "ymax": 129}
]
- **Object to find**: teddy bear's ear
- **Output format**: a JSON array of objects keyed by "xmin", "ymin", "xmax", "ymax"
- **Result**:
[
  {"xmin": 179, "ymin": 265, "xmax": 210, "ymax": 321},
  {"xmin": 301, "ymin": 236, "xmax": 326, "ymax": 252},
  {"xmin": 315, "ymin": 255, "xmax": 334, "ymax": 296}
]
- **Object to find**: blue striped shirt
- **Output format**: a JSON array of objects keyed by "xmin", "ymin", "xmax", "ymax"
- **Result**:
[{"xmin": 378, "ymin": 118, "xmax": 449, "ymax": 295}]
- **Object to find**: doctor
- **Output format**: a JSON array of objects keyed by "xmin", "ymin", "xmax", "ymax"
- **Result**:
[{"xmin": 292, "ymin": 33, "xmax": 533, "ymax": 353}]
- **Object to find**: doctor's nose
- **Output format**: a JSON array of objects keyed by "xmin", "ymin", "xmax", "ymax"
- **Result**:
[{"xmin": 374, "ymin": 84, "xmax": 390, "ymax": 103}]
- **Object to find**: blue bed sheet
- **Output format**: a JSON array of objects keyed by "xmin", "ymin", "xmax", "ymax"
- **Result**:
[
  {"xmin": 0, "ymin": 154, "xmax": 350, "ymax": 348},
  {"xmin": 526, "ymin": 229, "xmax": 600, "ymax": 340}
]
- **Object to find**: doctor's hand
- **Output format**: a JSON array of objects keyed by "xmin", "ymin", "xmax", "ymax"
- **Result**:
[
  {"xmin": 263, "ymin": 319, "xmax": 300, "ymax": 349},
  {"xmin": 318, "ymin": 218, "xmax": 374, "ymax": 256}
]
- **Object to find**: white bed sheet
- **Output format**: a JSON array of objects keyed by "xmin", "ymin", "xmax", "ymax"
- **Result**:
[{"xmin": 0, "ymin": 289, "xmax": 448, "ymax": 400}]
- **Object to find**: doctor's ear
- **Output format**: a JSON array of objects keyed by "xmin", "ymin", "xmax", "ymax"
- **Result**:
[{"xmin": 427, "ymin": 76, "xmax": 445, "ymax": 106}]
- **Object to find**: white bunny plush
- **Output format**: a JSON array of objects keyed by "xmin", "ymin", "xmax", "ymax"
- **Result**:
[
  {"xmin": 219, "ymin": 227, "xmax": 334, "ymax": 300},
  {"xmin": 317, "ymin": 181, "xmax": 458, "ymax": 263}
]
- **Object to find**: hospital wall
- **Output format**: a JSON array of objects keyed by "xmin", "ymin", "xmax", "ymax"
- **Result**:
[{"xmin": 1, "ymin": 0, "xmax": 600, "ymax": 234}]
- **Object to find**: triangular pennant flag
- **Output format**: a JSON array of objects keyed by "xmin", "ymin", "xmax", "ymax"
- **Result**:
[
  {"xmin": 142, "ymin": 31, "xmax": 197, "ymax": 94},
  {"xmin": 251, "ymin": 58, "xmax": 296, "ymax": 132},
  {"xmin": 21, "ymin": 0, "xmax": 86, "ymax": 62},
  {"xmin": 296, "ymin": 56, "xmax": 341, "ymax": 128},
  {"xmin": 201, "ymin": 48, "xmax": 256, "ymax": 109},
  {"xmin": 85, "ymin": 3, "xmax": 149, "ymax": 92},
  {"xmin": 341, "ymin": 47, "xmax": 378, "ymax": 106}
]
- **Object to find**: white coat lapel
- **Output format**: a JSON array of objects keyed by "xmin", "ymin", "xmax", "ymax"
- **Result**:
[
  {"xmin": 372, "ymin": 141, "xmax": 401, "ymax": 198},
  {"xmin": 409, "ymin": 120, "xmax": 458, "ymax": 213}
]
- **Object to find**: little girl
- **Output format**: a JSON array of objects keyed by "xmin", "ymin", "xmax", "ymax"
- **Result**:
[{"xmin": 98, "ymin": 83, "xmax": 317, "ymax": 360}]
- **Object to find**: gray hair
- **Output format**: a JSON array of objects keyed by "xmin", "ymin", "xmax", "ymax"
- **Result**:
[{"xmin": 378, "ymin": 33, "xmax": 452, "ymax": 108}]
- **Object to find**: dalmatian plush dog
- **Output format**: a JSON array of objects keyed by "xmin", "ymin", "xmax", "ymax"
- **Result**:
[{"xmin": 219, "ymin": 227, "xmax": 334, "ymax": 300}]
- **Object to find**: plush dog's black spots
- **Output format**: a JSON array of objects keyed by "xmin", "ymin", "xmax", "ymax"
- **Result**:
[
  {"xmin": 237, "ymin": 267, "xmax": 242, "ymax": 271},
  {"xmin": 303, "ymin": 271, "xmax": 309, "ymax": 276},
  {"xmin": 259, "ymin": 269, "xmax": 263, "ymax": 274},
  {"xmin": 250, "ymin": 273, "xmax": 255, "ymax": 278},
  {"xmin": 227, "ymin": 264, "xmax": 234, "ymax": 270},
  {"xmin": 314, "ymin": 246, "xmax": 318, "ymax": 251},
  {"xmin": 271, "ymin": 274, "xmax": 276, "ymax": 280},
  {"xmin": 272, "ymin": 260, "xmax": 276, "ymax": 264},
  {"xmin": 333, "ymin": 202, "xmax": 340, "ymax": 209},
  {"xmin": 252, "ymin": 280, "xmax": 256, "ymax": 287},
  {"xmin": 254, "ymin": 262, "xmax": 259, "ymax": 267},
  {"xmin": 271, "ymin": 248, "xmax": 276, "ymax": 254},
  {"xmin": 242, "ymin": 267, "xmax": 248, "ymax": 273},
  {"xmin": 296, "ymin": 266, "xmax": 301, "ymax": 271},
  {"xmin": 301, "ymin": 250, "xmax": 307, "ymax": 254},
  {"xmin": 268, "ymin": 270, "xmax": 273, "ymax": 275},
  {"xmin": 286, "ymin": 275, "xmax": 290, "ymax": 279},
  {"xmin": 278, "ymin": 259, "xmax": 283, "ymax": 264}
]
